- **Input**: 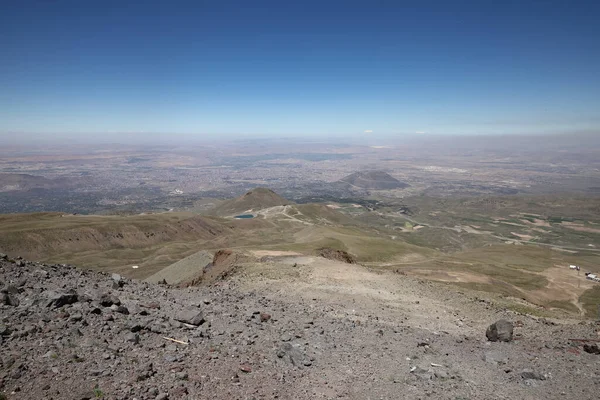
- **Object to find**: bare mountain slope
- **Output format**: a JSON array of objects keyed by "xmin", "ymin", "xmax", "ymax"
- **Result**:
[{"xmin": 1, "ymin": 254, "xmax": 599, "ymax": 399}]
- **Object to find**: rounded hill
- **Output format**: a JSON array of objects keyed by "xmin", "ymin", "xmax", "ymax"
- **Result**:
[
  {"xmin": 338, "ymin": 171, "xmax": 409, "ymax": 190},
  {"xmin": 208, "ymin": 187, "xmax": 292, "ymax": 216}
]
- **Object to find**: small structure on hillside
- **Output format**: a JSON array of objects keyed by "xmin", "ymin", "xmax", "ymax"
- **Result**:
[{"xmin": 569, "ymin": 265, "xmax": 579, "ymax": 270}]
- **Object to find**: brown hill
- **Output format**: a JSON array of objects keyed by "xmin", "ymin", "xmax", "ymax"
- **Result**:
[
  {"xmin": 338, "ymin": 171, "xmax": 409, "ymax": 190},
  {"xmin": 208, "ymin": 187, "xmax": 292, "ymax": 216},
  {"xmin": 0, "ymin": 212, "xmax": 228, "ymax": 264}
]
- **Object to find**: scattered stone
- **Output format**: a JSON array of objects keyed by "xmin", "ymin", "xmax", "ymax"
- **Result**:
[
  {"xmin": 175, "ymin": 371, "xmax": 188, "ymax": 380},
  {"xmin": 175, "ymin": 308, "xmax": 205, "ymax": 326},
  {"xmin": 434, "ymin": 370, "xmax": 448, "ymax": 380},
  {"xmin": 43, "ymin": 351, "xmax": 58, "ymax": 359},
  {"xmin": 125, "ymin": 333, "xmax": 140, "ymax": 345},
  {"xmin": 1, "ymin": 292, "xmax": 19, "ymax": 307},
  {"xmin": 280, "ymin": 333, "xmax": 292, "ymax": 342},
  {"xmin": 69, "ymin": 312, "xmax": 83, "ymax": 322},
  {"xmin": 99, "ymin": 293, "xmax": 121, "ymax": 307},
  {"xmin": 46, "ymin": 291, "xmax": 79, "ymax": 308},
  {"xmin": 277, "ymin": 343, "xmax": 306, "ymax": 366},
  {"xmin": 260, "ymin": 313, "xmax": 271, "ymax": 322},
  {"xmin": 521, "ymin": 369, "xmax": 546, "ymax": 381},
  {"xmin": 583, "ymin": 344, "xmax": 600, "ymax": 355},
  {"xmin": 110, "ymin": 304, "xmax": 129, "ymax": 314},
  {"xmin": 111, "ymin": 273, "xmax": 124, "ymax": 285},
  {"xmin": 240, "ymin": 364, "xmax": 252, "ymax": 373},
  {"xmin": 2, "ymin": 284, "xmax": 19, "ymax": 295},
  {"xmin": 140, "ymin": 301, "xmax": 161, "ymax": 310},
  {"xmin": 0, "ymin": 253, "xmax": 593, "ymax": 399},
  {"xmin": 486, "ymin": 319, "xmax": 513, "ymax": 342}
]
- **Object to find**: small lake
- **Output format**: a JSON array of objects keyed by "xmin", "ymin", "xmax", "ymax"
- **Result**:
[{"xmin": 234, "ymin": 214, "xmax": 254, "ymax": 219}]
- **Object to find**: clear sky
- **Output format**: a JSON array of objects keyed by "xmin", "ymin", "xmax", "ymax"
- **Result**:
[{"xmin": 1, "ymin": 0, "xmax": 599, "ymax": 142}]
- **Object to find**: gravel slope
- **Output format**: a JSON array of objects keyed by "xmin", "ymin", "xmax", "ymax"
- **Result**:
[{"xmin": 1, "ymin": 253, "xmax": 600, "ymax": 400}]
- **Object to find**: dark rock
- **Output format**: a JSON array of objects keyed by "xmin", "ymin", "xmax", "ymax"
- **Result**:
[
  {"xmin": 175, "ymin": 308, "xmax": 205, "ymax": 326},
  {"xmin": 2, "ymin": 285, "xmax": 19, "ymax": 295},
  {"xmin": 46, "ymin": 291, "xmax": 79, "ymax": 308},
  {"xmin": 2, "ymin": 293, "xmax": 19, "ymax": 307},
  {"xmin": 90, "ymin": 307, "xmax": 102, "ymax": 315},
  {"xmin": 583, "ymin": 344, "xmax": 600, "ymax": 354},
  {"xmin": 486, "ymin": 319, "xmax": 513, "ymax": 342},
  {"xmin": 0, "ymin": 325, "xmax": 11, "ymax": 336},
  {"xmin": 99, "ymin": 293, "xmax": 121, "ymax": 307}
]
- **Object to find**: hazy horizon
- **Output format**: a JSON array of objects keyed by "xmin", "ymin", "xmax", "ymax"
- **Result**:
[
  {"xmin": 2, "ymin": 0, "xmax": 599, "ymax": 142},
  {"xmin": 1, "ymin": 131, "xmax": 599, "ymax": 150}
]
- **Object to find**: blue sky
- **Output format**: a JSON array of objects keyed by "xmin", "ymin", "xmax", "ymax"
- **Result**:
[{"xmin": 1, "ymin": 0, "xmax": 599, "ymax": 141}]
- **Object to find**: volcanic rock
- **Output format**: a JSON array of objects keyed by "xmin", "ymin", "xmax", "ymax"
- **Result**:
[{"xmin": 486, "ymin": 319, "xmax": 513, "ymax": 342}]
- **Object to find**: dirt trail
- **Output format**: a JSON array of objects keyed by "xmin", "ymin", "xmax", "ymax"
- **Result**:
[{"xmin": 257, "ymin": 205, "xmax": 314, "ymax": 225}]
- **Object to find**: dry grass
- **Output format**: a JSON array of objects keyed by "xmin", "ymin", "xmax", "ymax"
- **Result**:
[{"xmin": 579, "ymin": 287, "xmax": 600, "ymax": 318}]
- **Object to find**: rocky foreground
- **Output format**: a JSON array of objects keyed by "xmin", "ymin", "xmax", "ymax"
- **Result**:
[{"xmin": 1, "ymin": 253, "xmax": 600, "ymax": 399}]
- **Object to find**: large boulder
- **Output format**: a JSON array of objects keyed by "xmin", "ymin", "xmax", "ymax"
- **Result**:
[{"xmin": 486, "ymin": 319, "xmax": 513, "ymax": 342}]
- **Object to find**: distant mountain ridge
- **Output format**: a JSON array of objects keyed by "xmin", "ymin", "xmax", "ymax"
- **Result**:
[
  {"xmin": 338, "ymin": 171, "xmax": 409, "ymax": 190},
  {"xmin": 0, "ymin": 173, "xmax": 79, "ymax": 192}
]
